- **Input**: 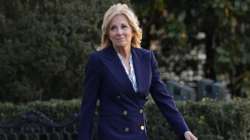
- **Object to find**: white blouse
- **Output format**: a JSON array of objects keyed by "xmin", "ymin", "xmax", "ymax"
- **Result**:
[{"xmin": 117, "ymin": 53, "xmax": 138, "ymax": 92}]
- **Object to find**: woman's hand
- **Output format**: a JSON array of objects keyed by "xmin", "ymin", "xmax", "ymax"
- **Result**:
[{"xmin": 184, "ymin": 131, "xmax": 198, "ymax": 140}]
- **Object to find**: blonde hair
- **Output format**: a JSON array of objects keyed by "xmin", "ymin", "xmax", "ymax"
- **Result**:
[{"xmin": 100, "ymin": 3, "xmax": 142, "ymax": 49}]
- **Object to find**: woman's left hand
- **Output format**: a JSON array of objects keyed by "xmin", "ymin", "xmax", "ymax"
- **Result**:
[{"xmin": 184, "ymin": 131, "xmax": 198, "ymax": 140}]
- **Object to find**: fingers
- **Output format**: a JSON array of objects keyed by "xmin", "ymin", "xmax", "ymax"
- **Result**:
[
  {"xmin": 186, "ymin": 134, "xmax": 198, "ymax": 140},
  {"xmin": 184, "ymin": 131, "xmax": 198, "ymax": 140}
]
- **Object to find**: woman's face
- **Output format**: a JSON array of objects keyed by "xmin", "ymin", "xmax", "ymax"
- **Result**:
[{"xmin": 108, "ymin": 14, "xmax": 133, "ymax": 49}]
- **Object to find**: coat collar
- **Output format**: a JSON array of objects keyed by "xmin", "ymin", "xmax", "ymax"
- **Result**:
[{"xmin": 100, "ymin": 46, "xmax": 144, "ymax": 97}]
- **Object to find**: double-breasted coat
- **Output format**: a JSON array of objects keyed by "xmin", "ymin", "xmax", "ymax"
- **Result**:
[{"xmin": 78, "ymin": 46, "xmax": 189, "ymax": 140}]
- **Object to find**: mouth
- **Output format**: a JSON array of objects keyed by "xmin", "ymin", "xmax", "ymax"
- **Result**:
[{"xmin": 116, "ymin": 37, "xmax": 124, "ymax": 39}]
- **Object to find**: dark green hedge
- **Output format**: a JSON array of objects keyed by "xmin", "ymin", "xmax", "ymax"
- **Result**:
[
  {"xmin": 1, "ymin": 0, "xmax": 250, "ymax": 103},
  {"xmin": 0, "ymin": 0, "xmax": 124, "ymax": 102},
  {"xmin": 146, "ymin": 98, "xmax": 250, "ymax": 140},
  {"xmin": 1, "ymin": 99, "xmax": 250, "ymax": 140},
  {"xmin": 0, "ymin": 99, "xmax": 80, "ymax": 122}
]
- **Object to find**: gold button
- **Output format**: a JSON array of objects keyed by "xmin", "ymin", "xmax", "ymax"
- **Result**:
[
  {"xmin": 96, "ymin": 99, "xmax": 100, "ymax": 106},
  {"xmin": 140, "ymin": 125, "xmax": 145, "ymax": 130},
  {"xmin": 124, "ymin": 127, "xmax": 129, "ymax": 132},
  {"xmin": 139, "ymin": 109, "xmax": 143, "ymax": 114},
  {"xmin": 123, "ymin": 110, "xmax": 128, "ymax": 116}
]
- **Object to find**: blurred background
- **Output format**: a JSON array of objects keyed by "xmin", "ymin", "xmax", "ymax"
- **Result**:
[{"xmin": 0, "ymin": 0, "xmax": 250, "ymax": 140}]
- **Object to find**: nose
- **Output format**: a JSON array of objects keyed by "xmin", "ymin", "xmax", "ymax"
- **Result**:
[{"xmin": 116, "ymin": 27, "xmax": 123, "ymax": 35}]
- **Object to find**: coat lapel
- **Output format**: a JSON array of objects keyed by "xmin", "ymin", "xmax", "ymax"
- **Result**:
[
  {"xmin": 131, "ymin": 48, "xmax": 149, "ymax": 97},
  {"xmin": 101, "ymin": 47, "xmax": 136, "ymax": 94},
  {"xmin": 101, "ymin": 47, "xmax": 148, "ymax": 100},
  {"xmin": 131, "ymin": 48, "xmax": 142, "ymax": 93}
]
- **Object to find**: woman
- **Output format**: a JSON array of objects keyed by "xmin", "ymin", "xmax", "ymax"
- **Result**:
[{"xmin": 78, "ymin": 3, "xmax": 197, "ymax": 140}]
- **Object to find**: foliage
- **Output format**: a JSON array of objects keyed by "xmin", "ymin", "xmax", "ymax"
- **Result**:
[
  {"xmin": 146, "ymin": 98, "xmax": 250, "ymax": 140},
  {"xmin": 1, "ymin": 99, "xmax": 250, "ymax": 140},
  {"xmin": 0, "ymin": 0, "xmax": 124, "ymax": 102},
  {"xmin": 1, "ymin": 0, "xmax": 249, "ymax": 103},
  {"xmin": 131, "ymin": 0, "xmax": 250, "ymax": 97},
  {"xmin": 0, "ymin": 99, "xmax": 80, "ymax": 122}
]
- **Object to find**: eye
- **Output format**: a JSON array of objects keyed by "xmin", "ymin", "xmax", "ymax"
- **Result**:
[
  {"xmin": 121, "ymin": 24, "xmax": 128, "ymax": 29},
  {"xmin": 110, "ymin": 25, "xmax": 117, "ymax": 31}
]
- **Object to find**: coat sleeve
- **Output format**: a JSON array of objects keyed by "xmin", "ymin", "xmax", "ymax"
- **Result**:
[
  {"xmin": 149, "ymin": 51, "xmax": 189, "ymax": 137},
  {"xmin": 78, "ymin": 53, "xmax": 102, "ymax": 140}
]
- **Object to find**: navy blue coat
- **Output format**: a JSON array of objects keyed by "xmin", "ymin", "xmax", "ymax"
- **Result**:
[{"xmin": 78, "ymin": 46, "xmax": 189, "ymax": 140}]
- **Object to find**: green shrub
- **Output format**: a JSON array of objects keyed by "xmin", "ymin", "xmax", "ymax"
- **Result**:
[
  {"xmin": 1, "ymin": 99, "xmax": 250, "ymax": 140},
  {"xmin": 0, "ymin": 0, "xmax": 124, "ymax": 102},
  {"xmin": 145, "ymin": 98, "xmax": 250, "ymax": 140}
]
